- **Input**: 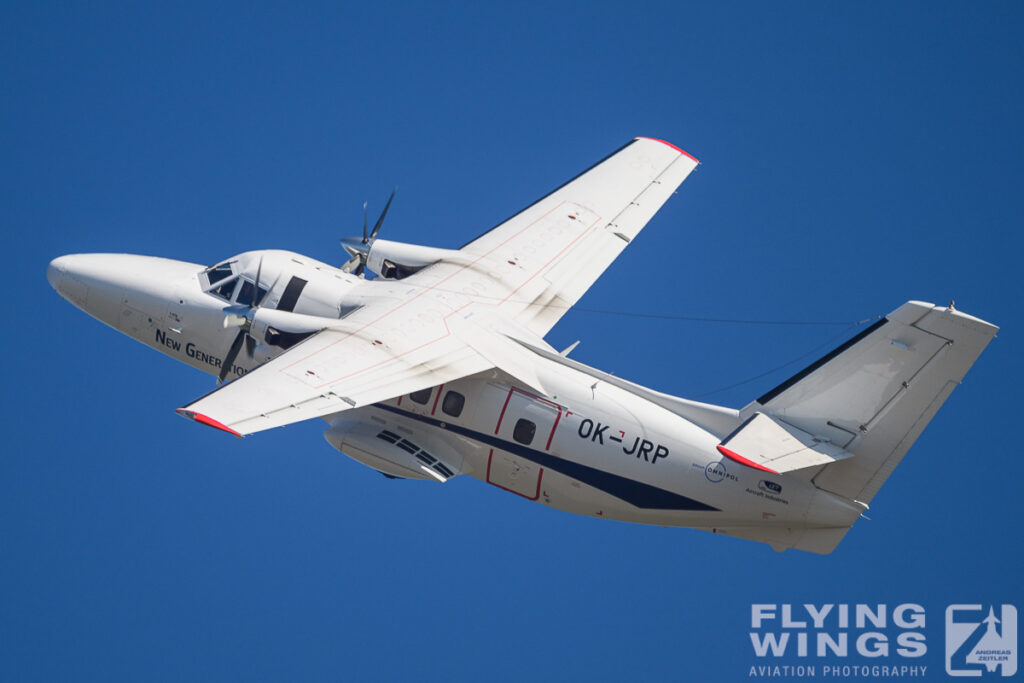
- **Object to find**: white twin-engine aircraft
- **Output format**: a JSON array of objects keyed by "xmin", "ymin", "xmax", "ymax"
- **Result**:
[{"xmin": 47, "ymin": 137, "xmax": 998, "ymax": 554}]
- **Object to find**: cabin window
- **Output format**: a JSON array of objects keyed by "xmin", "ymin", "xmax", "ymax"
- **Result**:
[
  {"xmin": 236, "ymin": 279, "xmax": 269, "ymax": 307},
  {"xmin": 513, "ymin": 418, "xmax": 536, "ymax": 445},
  {"xmin": 409, "ymin": 388, "xmax": 432, "ymax": 405},
  {"xmin": 205, "ymin": 263, "xmax": 233, "ymax": 285},
  {"xmin": 442, "ymin": 391, "xmax": 465, "ymax": 417},
  {"xmin": 211, "ymin": 277, "xmax": 238, "ymax": 301}
]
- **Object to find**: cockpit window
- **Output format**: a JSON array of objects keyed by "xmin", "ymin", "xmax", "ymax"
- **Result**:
[
  {"xmin": 211, "ymin": 277, "xmax": 238, "ymax": 301},
  {"xmin": 205, "ymin": 263, "xmax": 234, "ymax": 285},
  {"xmin": 236, "ymin": 279, "xmax": 269, "ymax": 307}
]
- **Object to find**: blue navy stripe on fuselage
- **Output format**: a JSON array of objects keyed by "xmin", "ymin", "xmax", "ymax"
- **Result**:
[{"xmin": 376, "ymin": 404, "xmax": 718, "ymax": 512}]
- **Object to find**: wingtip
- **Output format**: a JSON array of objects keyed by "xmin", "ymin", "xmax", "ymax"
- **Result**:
[
  {"xmin": 176, "ymin": 408, "xmax": 244, "ymax": 438},
  {"xmin": 635, "ymin": 137, "xmax": 699, "ymax": 164}
]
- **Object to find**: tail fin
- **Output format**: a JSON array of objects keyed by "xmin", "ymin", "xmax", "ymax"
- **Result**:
[{"xmin": 743, "ymin": 301, "xmax": 997, "ymax": 506}]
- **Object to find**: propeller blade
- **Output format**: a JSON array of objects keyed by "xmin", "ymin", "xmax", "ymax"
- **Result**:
[
  {"xmin": 354, "ymin": 261, "xmax": 365, "ymax": 277},
  {"xmin": 253, "ymin": 256, "xmax": 268, "ymax": 308},
  {"xmin": 219, "ymin": 329, "xmax": 247, "ymax": 383},
  {"xmin": 362, "ymin": 201, "xmax": 369, "ymax": 244},
  {"xmin": 340, "ymin": 254, "xmax": 361, "ymax": 274},
  {"xmin": 369, "ymin": 188, "xmax": 396, "ymax": 241}
]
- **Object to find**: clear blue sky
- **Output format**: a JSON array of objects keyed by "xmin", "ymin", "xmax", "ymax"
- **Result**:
[{"xmin": 3, "ymin": 2, "xmax": 1021, "ymax": 680}]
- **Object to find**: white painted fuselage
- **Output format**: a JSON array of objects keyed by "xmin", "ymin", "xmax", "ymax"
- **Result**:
[
  {"xmin": 46, "ymin": 138, "xmax": 996, "ymax": 555},
  {"xmin": 46, "ymin": 249, "xmax": 865, "ymax": 550}
]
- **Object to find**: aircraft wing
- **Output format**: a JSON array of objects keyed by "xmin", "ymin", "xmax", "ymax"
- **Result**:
[
  {"xmin": 443, "ymin": 137, "xmax": 699, "ymax": 336},
  {"xmin": 177, "ymin": 314, "xmax": 498, "ymax": 436},
  {"xmin": 178, "ymin": 138, "xmax": 698, "ymax": 436},
  {"xmin": 175, "ymin": 295, "xmax": 566, "ymax": 436}
]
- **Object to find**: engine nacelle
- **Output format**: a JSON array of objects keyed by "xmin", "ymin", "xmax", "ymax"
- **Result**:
[
  {"xmin": 222, "ymin": 307, "xmax": 336, "ymax": 363},
  {"xmin": 342, "ymin": 237, "xmax": 459, "ymax": 280},
  {"xmin": 238, "ymin": 309, "xmax": 327, "ymax": 356}
]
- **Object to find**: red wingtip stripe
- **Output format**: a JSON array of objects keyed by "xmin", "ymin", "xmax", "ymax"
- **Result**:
[
  {"xmin": 176, "ymin": 408, "xmax": 243, "ymax": 438},
  {"xmin": 716, "ymin": 445, "xmax": 778, "ymax": 474},
  {"xmin": 636, "ymin": 137, "xmax": 699, "ymax": 163}
]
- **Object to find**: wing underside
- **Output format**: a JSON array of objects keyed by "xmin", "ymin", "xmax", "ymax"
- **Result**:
[
  {"xmin": 178, "ymin": 319, "xmax": 493, "ymax": 436},
  {"xmin": 452, "ymin": 138, "xmax": 699, "ymax": 336},
  {"xmin": 179, "ymin": 138, "xmax": 700, "ymax": 436}
]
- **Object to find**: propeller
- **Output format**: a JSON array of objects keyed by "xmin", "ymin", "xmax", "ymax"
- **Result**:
[
  {"xmin": 219, "ymin": 256, "xmax": 269, "ymax": 384},
  {"xmin": 341, "ymin": 188, "xmax": 396, "ymax": 276}
]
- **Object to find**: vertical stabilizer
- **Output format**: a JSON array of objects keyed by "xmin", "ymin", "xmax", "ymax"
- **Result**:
[{"xmin": 745, "ymin": 301, "xmax": 997, "ymax": 506}]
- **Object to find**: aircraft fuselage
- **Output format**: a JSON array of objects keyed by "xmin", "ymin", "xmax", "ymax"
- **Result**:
[
  {"xmin": 46, "ymin": 249, "xmax": 865, "ymax": 548},
  {"xmin": 47, "ymin": 137, "xmax": 998, "ymax": 555}
]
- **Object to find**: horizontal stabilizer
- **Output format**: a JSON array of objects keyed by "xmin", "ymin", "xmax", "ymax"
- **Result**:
[{"xmin": 718, "ymin": 412, "xmax": 856, "ymax": 474}]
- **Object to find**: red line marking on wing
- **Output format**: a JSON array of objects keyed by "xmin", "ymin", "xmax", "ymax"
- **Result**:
[
  {"xmin": 260, "ymin": 142, "xmax": 670, "ymax": 400},
  {"xmin": 283, "ymin": 200, "xmax": 590, "ymax": 391},
  {"xmin": 302, "ymin": 204, "xmax": 597, "ymax": 390}
]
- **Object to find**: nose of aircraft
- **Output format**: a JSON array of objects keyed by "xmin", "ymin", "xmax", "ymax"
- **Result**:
[
  {"xmin": 47, "ymin": 253, "xmax": 203, "ymax": 327},
  {"xmin": 46, "ymin": 255, "xmax": 68, "ymax": 290},
  {"xmin": 47, "ymin": 253, "xmax": 112, "ymax": 311}
]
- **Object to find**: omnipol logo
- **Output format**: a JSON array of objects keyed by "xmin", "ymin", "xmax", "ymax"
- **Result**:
[
  {"xmin": 946, "ymin": 604, "xmax": 1017, "ymax": 677},
  {"xmin": 705, "ymin": 461, "xmax": 727, "ymax": 482}
]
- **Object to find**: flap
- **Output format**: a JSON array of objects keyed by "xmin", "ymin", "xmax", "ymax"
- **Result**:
[{"xmin": 452, "ymin": 318, "xmax": 547, "ymax": 395}]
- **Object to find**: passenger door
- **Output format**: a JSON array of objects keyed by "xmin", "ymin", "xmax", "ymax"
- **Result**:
[{"xmin": 487, "ymin": 387, "xmax": 563, "ymax": 500}]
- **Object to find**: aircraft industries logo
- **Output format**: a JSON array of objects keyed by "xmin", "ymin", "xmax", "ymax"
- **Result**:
[{"xmin": 746, "ymin": 603, "xmax": 1017, "ymax": 679}]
